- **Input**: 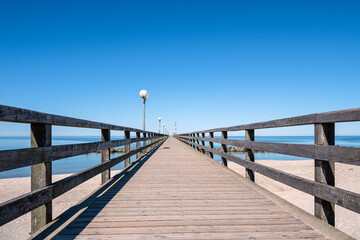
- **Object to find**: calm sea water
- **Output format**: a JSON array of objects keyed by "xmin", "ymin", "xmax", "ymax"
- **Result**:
[{"xmin": 0, "ymin": 136, "xmax": 359, "ymax": 179}]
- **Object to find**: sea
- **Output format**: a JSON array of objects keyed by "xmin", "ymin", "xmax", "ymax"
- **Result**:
[{"xmin": 0, "ymin": 136, "xmax": 359, "ymax": 179}]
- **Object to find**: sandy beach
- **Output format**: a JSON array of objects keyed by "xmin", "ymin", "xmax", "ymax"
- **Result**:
[{"xmin": 0, "ymin": 161, "xmax": 359, "ymax": 239}]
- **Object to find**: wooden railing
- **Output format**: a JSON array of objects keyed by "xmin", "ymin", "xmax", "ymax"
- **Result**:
[
  {"xmin": 176, "ymin": 108, "xmax": 360, "ymax": 227},
  {"xmin": 0, "ymin": 105, "xmax": 167, "ymax": 234}
]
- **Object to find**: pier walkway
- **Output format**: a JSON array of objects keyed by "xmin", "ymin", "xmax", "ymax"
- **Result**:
[{"xmin": 44, "ymin": 138, "xmax": 325, "ymax": 239}]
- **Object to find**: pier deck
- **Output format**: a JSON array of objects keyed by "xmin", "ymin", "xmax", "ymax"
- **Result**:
[{"xmin": 47, "ymin": 137, "xmax": 326, "ymax": 239}]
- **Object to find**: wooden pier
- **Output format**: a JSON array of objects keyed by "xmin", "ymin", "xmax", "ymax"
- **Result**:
[{"xmin": 0, "ymin": 105, "xmax": 359, "ymax": 239}]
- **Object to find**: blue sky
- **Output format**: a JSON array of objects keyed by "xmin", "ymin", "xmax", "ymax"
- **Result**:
[{"xmin": 1, "ymin": 0, "xmax": 359, "ymax": 136}]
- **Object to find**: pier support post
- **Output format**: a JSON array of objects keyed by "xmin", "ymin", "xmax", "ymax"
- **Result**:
[
  {"xmin": 143, "ymin": 132, "xmax": 147, "ymax": 154},
  {"xmin": 245, "ymin": 129, "xmax": 255, "ymax": 182},
  {"xmin": 124, "ymin": 130, "xmax": 130, "ymax": 167},
  {"xmin": 136, "ymin": 132, "xmax": 141, "ymax": 159},
  {"xmin": 201, "ymin": 133, "xmax": 206, "ymax": 154},
  {"xmin": 209, "ymin": 132, "xmax": 214, "ymax": 159},
  {"xmin": 196, "ymin": 133, "xmax": 201, "ymax": 151},
  {"xmin": 191, "ymin": 134, "xmax": 195, "ymax": 149},
  {"xmin": 221, "ymin": 131, "xmax": 228, "ymax": 167},
  {"xmin": 101, "ymin": 129, "xmax": 111, "ymax": 184},
  {"xmin": 314, "ymin": 123, "xmax": 335, "ymax": 226},
  {"xmin": 31, "ymin": 123, "xmax": 52, "ymax": 234}
]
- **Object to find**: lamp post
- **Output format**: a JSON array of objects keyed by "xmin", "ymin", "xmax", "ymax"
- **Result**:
[
  {"xmin": 158, "ymin": 117, "xmax": 162, "ymax": 134},
  {"xmin": 139, "ymin": 90, "xmax": 148, "ymax": 131},
  {"xmin": 163, "ymin": 124, "xmax": 165, "ymax": 135}
]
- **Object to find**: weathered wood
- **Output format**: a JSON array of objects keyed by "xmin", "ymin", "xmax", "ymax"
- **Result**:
[
  {"xmin": 221, "ymin": 131, "xmax": 228, "ymax": 166},
  {"xmin": 52, "ymin": 138, "xmax": 164, "ymax": 198},
  {"xmin": 209, "ymin": 132, "xmax": 214, "ymax": 159},
  {"xmin": 143, "ymin": 132, "xmax": 147, "ymax": 154},
  {"xmin": 181, "ymin": 139, "xmax": 360, "ymax": 214},
  {"xmin": 136, "ymin": 132, "xmax": 141, "ymax": 159},
  {"xmin": 48, "ymin": 138, "xmax": 327, "ymax": 239},
  {"xmin": 30, "ymin": 123, "xmax": 52, "ymax": 234},
  {"xmin": 181, "ymin": 107, "xmax": 360, "ymax": 134},
  {"xmin": 0, "ymin": 187, "xmax": 52, "ymax": 227},
  {"xmin": 314, "ymin": 123, "xmax": 335, "ymax": 226},
  {"xmin": 201, "ymin": 133, "xmax": 206, "ymax": 154},
  {"xmin": 196, "ymin": 133, "xmax": 201, "ymax": 152},
  {"xmin": 101, "ymin": 129, "xmax": 111, "ymax": 184},
  {"xmin": 0, "ymin": 104, "xmax": 159, "ymax": 134},
  {"xmin": 245, "ymin": 129, "xmax": 255, "ymax": 181},
  {"xmin": 179, "ymin": 135, "xmax": 360, "ymax": 166},
  {"xmin": 0, "ymin": 136, "xmax": 159, "ymax": 172},
  {"xmin": 124, "ymin": 130, "xmax": 130, "ymax": 168},
  {"xmin": 0, "ymin": 138, "xmax": 165, "ymax": 227}
]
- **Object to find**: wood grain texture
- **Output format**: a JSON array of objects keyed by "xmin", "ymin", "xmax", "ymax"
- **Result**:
[
  {"xmin": 0, "ymin": 136, "xmax": 160, "ymax": 172},
  {"xmin": 49, "ymin": 137, "xmax": 324, "ymax": 239},
  {"xmin": 179, "ymin": 136, "xmax": 360, "ymax": 166},
  {"xmin": 179, "ymin": 138, "xmax": 360, "ymax": 215},
  {"xmin": 0, "ymin": 104, "xmax": 162, "ymax": 134}
]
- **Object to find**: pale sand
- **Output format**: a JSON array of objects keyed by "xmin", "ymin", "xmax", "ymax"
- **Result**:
[
  {"xmin": 228, "ymin": 160, "xmax": 360, "ymax": 239},
  {"xmin": 0, "ymin": 162, "xmax": 359, "ymax": 239}
]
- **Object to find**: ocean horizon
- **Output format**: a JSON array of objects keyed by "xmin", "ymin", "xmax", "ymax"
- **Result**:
[{"xmin": 1, "ymin": 135, "xmax": 359, "ymax": 179}]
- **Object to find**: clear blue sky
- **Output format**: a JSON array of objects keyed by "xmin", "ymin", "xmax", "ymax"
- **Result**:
[{"xmin": 1, "ymin": 0, "xmax": 359, "ymax": 136}]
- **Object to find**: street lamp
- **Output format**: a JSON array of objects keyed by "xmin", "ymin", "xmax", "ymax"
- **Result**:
[
  {"xmin": 158, "ymin": 117, "xmax": 162, "ymax": 134},
  {"xmin": 139, "ymin": 90, "xmax": 148, "ymax": 131}
]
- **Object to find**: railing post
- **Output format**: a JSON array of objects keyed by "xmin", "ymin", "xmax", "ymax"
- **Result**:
[
  {"xmin": 101, "ymin": 129, "xmax": 111, "ymax": 184},
  {"xmin": 190, "ymin": 134, "xmax": 194, "ymax": 148},
  {"xmin": 201, "ymin": 133, "xmax": 206, "ymax": 154},
  {"xmin": 124, "ymin": 130, "xmax": 130, "ymax": 167},
  {"xmin": 245, "ymin": 129, "xmax": 255, "ymax": 181},
  {"xmin": 196, "ymin": 133, "xmax": 201, "ymax": 151},
  {"xmin": 143, "ymin": 132, "xmax": 147, "ymax": 154},
  {"xmin": 221, "ymin": 131, "xmax": 228, "ymax": 166},
  {"xmin": 31, "ymin": 123, "xmax": 52, "ymax": 234},
  {"xmin": 314, "ymin": 123, "xmax": 335, "ymax": 226},
  {"xmin": 209, "ymin": 132, "xmax": 214, "ymax": 159},
  {"xmin": 136, "ymin": 132, "xmax": 141, "ymax": 158}
]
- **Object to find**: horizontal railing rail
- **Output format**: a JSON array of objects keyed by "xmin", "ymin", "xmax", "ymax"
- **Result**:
[
  {"xmin": 0, "ymin": 104, "xmax": 167, "ymax": 234},
  {"xmin": 175, "ymin": 107, "xmax": 360, "ymax": 227}
]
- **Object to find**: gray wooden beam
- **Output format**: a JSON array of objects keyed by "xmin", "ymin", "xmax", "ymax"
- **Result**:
[
  {"xmin": 124, "ymin": 131, "xmax": 130, "ymax": 168},
  {"xmin": 201, "ymin": 133, "xmax": 206, "ymax": 154},
  {"xmin": 30, "ymin": 123, "xmax": 52, "ymax": 234},
  {"xmin": 315, "ymin": 123, "xmax": 335, "ymax": 226},
  {"xmin": 245, "ymin": 129, "xmax": 255, "ymax": 182},
  {"xmin": 101, "ymin": 129, "xmax": 111, "ymax": 184},
  {"xmin": 221, "ymin": 131, "xmax": 228, "ymax": 167},
  {"xmin": 136, "ymin": 132, "xmax": 141, "ymax": 159},
  {"xmin": 209, "ymin": 132, "xmax": 214, "ymax": 159}
]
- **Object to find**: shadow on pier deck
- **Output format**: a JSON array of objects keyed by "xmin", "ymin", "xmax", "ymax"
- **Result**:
[{"xmin": 34, "ymin": 137, "xmax": 342, "ymax": 239}]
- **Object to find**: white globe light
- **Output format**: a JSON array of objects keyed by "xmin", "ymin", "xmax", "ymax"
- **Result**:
[
  {"xmin": 139, "ymin": 90, "xmax": 149, "ymax": 99},
  {"xmin": 158, "ymin": 117, "xmax": 162, "ymax": 121},
  {"xmin": 163, "ymin": 124, "xmax": 165, "ymax": 126}
]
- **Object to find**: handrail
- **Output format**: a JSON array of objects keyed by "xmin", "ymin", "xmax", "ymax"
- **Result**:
[
  {"xmin": 175, "ymin": 107, "xmax": 360, "ymax": 227},
  {"xmin": 0, "ymin": 105, "xmax": 167, "ymax": 234}
]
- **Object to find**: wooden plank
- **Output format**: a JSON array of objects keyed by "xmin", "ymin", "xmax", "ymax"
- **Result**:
[
  {"xmin": 101, "ymin": 129, "xmax": 111, "ymax": 184},
  {"xmin": 0, "ymin": 136, "xmax": 159, "ymax": 172},
  {"xmin": 136, "ymin": 132, "xmax": 141, "ymax": 159},
  {"xmin": 179, "ymin": 135, "xmax": 360, "ymax": 166},
  {"xmin": 0, "ymin": 187, "xmax": 52, "ymax": 227},
  {"xmin": 0, "ymin": 138, "xmax": 165, "ymax": 227},
  {"xmin": 221, "ymin": 131, "xmax": 228, "ymax": 166},
  {"xmin": 201, "ymin": 133, "xmax": 206, "ymax": 154},
  {"xmin": 209, "ymin": 132, "xmax": 214, "ymax": 159},
  {"xmin": 124, "ymin": 130, "xmax": 130, "ymax": 168},
  {"xmin": 314, "ymin": 123, "xmax": 335, "ymax": 226},
  {"xmin": 245, "ymin": 129, "xmax": 255, "ymax": 181},
  {"xmin": 0, "ymin": 104, "xmax": 161, "ymax": 133},
  {"xmin": 182, "ymin": 139, "xmax": 360, "ymax": 214},
  {"xmin": 30, "ymin": 123, "xmax": 52, "ymax": 234},
  {"xmin": 39, "ymin": 137, "xmax": 325, "ymax": 240}
]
